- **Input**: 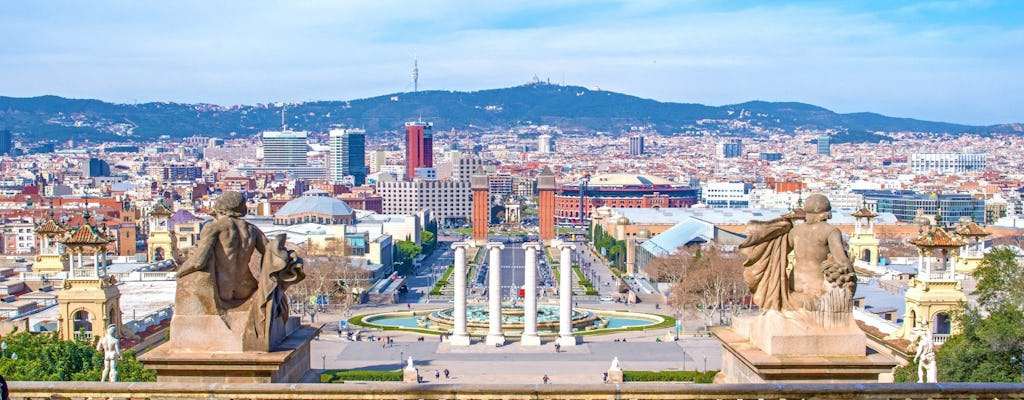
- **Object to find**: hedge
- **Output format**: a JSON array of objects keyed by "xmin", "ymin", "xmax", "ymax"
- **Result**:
[
  {"xmin": 321, "ymin": 369, "xmax": 403, "ymax": 383},
  {"xmin": 622, "ymin": 370, "xmax": 717, "ymax": 383}
]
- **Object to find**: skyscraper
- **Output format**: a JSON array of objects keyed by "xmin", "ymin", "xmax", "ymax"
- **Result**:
[
  {"xmin": 628, "ymin": 135, "xmax": 645, "ymax": 156},
  {"xmin": 537, "ymin": 134, "xmax": 553, "ymax": 154},
  {"xmin": 817, "ymin": 135, "xmax": 831, "ymax": 156},
  {"xmin": 716, "ymin": 139, "xmax": 742, "ymax": 158},
  {"xmin": 262, "ymin": 130, "xmax": 309, "ymax": 168},
  {"xmin": 404, "ymin": 121, "xmax": 433, "ymax": 181},
  {"xmin": 0, "ymin": 129, "xmax": 11, "ymax": 156},
  {"xmin": 328, "ymin": 128, "xmax": 367, "ymax": 186}
]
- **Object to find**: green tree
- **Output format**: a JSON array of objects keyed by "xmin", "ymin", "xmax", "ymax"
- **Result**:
[
  {"xmin": 421, "ymin": 230, "xmax": 436, "ymax": 253},
  {"xmin": 899, "ymin": 247, "xmax": 1024, "ymax": 382},
  {"xmin": 395, "ymin": 240, "xmax": 423, "ymax": 274},
  {"xmin": 0, "ymin": 331, "xmax": 155, "ymax": 381}
]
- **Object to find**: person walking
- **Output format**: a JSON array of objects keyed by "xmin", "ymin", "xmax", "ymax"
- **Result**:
[
  {"xmin": 444, "ymin": 368, "xmax": 450, "ymax": 379},
  {"xmin": 434, "ymin": 370, "xmax": 440, "ymax": 380},
  {"xmin": 542, "ymin": 374, "xmax": 550, "ymax": 384}
]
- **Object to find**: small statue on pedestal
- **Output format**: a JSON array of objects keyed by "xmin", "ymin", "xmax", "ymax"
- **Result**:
[{"xmin": 96, "ymin": 324, "xmax": 122, "ymax": 382}]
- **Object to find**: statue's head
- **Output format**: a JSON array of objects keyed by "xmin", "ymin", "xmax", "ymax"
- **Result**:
[
  {"xmin": 214, "ymin": 191, "xmax": 247, "ymax": 218},
  {"xmin": 107, "ymin": 324, "xmax": 117, "ymax": 335},
  {"xmin": 804, "ymin": 194, "xmax": 831, "ymax": 213}
]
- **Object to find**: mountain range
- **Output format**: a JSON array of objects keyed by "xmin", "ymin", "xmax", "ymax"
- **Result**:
[{"xmin": 2, "ymin": 83, "xmax": 1020, "ymax": 143}]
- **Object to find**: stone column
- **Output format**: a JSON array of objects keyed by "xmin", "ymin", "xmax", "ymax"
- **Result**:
[
  {"xmin": 521, "ymin": 242, "xmax": 543, "ymax": 346},
  {"xmin": 450, "ymin": 242, "xmax": 473, "ymax": 346},
  {"xmin": 557, "ymin": 243, "xmax": 578, "ymax": 346},
  {"xmin": 486, "ymin": 242, "xmax": 506, "ymax": 346}
]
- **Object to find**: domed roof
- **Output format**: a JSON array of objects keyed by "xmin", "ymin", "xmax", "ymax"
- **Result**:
[
  {"xmin": 585, "ymin": 173, "xmax": 678, "ymax": 187},
  {"xmin": 276, "ymin": 194, "xmax": 354, "ymax": 218}
]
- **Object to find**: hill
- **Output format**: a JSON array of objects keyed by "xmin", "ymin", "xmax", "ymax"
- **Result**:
[{"xmin": 0, "ymin": 83, "xmax": 1014, "ymax": 142}]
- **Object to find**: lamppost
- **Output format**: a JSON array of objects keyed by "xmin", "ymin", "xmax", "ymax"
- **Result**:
[
  {"xmin": 1, "ymin": 341, "xmax": 5, "ymax": 358},
  {"xmin": 703, "ymin": 355, "xmax": 707, "ymax": 373},
  {"xmin": 400, "ymin": 349, "xmax": 404, "ymax": 369}
]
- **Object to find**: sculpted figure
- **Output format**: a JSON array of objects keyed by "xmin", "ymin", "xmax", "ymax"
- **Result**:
[
  {"xmin": 739, "ymin": 194, "xmax": 856, "ymax": 317},
  {"xmin": 175, "ymin": 191, "xmax": 304, "ymax": 351},
  {"xmin": 96, "ymin": 324, "xmax": 121, "ymax": 382},
  {"xmin": 913, "ymin": 327, "xmax": 938, "ymax": 383}
]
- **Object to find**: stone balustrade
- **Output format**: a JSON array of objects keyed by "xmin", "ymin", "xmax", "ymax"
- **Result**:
[{"xmin": 7, "ymin": 381, "xmax": 1024, "ymax": 399}]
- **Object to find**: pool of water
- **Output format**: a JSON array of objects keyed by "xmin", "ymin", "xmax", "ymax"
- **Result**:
[{"xmin": 366, "ymin": 313, "xmax": 659, "ymax": 332}]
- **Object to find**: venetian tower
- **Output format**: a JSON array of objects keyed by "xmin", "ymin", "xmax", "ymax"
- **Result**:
[
  {"xmin": 56, "ymin": 210, "xmax": 128, "ymax": 341},
  {"xmin": 893, "ymin": 222, "xmax": 967, "ymax": 341},
  {"xmin": 537, "ymin": 166, "xmax": 556, "ymax": 244},
  {"xmin": 953, "ymin": 218, "xmax": 990, "ymax": 275},
  {"xmin": 32, "ymin": 206, "xmax": 68, "ymax": 275},
  {"xmin": 471, "ymin": 167, "xmax": 489, "ymax": 246},
  {"xmin": 847, "ymin": 202, "xmax": 880, "ymax": 267},
  {"xmin": 146, "ymin": 201, "xmax": 175, "ymax": 262}
]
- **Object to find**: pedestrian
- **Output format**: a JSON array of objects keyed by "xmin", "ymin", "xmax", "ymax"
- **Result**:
[
  {"xmin": 602, "ymin": 372, "xmax": 608, "ymax": 382},
  {"xmin": 0, "ymin": 372, "xmax": 8, "ymax": 400},
  {"xmin": 435, "ymin": 370, "xmax": 440, "ymax": 380},
  {"xmin": 444, "ymin": 368, "xmax": 450, "ymax": 379},
  {"xmin": 542, "ymin": 374, "xmax": 549, "ymax": 384},
  {"xmin": 407, "ymin": 303, "xmax": 411, "ymax": 309}
]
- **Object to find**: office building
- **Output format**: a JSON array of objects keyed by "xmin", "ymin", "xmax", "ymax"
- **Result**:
[
  {"xmin": 537, "ymin": 134, "xmax": 553, "ymax": 154},
  {"xmin": 716, "ymin": 139, "xmax": 742, "ymax": 158},
  {"xmin": 262, "ymin": 130, "xmax": 309, "ymax": 168},
  {"xmin": 404, "ymin": 121, "xmax": 433, "ymax": 181},
  {"xmin": 628, "ymin": 136, "xmax": 645, "ymax": 156},
  {"xmin": 817, "ymin": 135, "xmax": 831, "ymax": 156},
  {"xmin": 760, "ymin": 152, "xmax": 783, "ymax": 162},
  {"xmin": 84, "ymin": 158, "xmax": 110, "ymax": 177},
  {"xmin": 0, "ymin": 129, "xmax": 11, "ymax": 156},
  {"xmin": 701, "ymin": 181, "xmax": 751, "ymax": 208},
  {"xmin": 165, "ymin": 165, "xmax": 203, "ymax": 181},
  {"xmin": 377, "ymin": 179, "xmax": 472, "ymax": 225},
  {"xmin": 910, "ymin": 153, "xmax": 987, "ymax": 174},
  {"xmin": 328, "ymin": 128, "xmax": 368, "ymax": 186},
  {"xmin": 857, "ymin": 190, "xmax": 984, "ymax": 226}
]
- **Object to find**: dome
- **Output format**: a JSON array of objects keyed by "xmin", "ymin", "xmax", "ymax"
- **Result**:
[
  {"xmin": 616, "ymin": 216, "xmax": 630, "ymax": 225},
  {"xmin": 276, "ymin": 195, "xmax": 354, "ymax": 218},
  {"xmin": 636, "ymin": 229, "xmax": 651, "ymax": 239},
  {"xmin": 585, "ymin": 173, "xmax": 678, "ymax": 187}
]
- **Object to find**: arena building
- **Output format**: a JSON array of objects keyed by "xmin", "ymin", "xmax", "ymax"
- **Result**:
[{"xmin": 555, "ymin": 173, "xmax": 699, "ymax": 223}]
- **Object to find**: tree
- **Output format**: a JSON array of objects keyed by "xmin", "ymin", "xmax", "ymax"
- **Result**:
[
  {"xmin": 899, "ymin": 247, "xmax": 1024, "ymax": 382},
  {"xmin": 421, "ymin": 230, "xmax": 436, "ymax": 253},
  {"xmin": 395, "ymin": 240, "xmax": 422, "ymax": 274},
  {"xmin": 0, "ymin": 331, "xmax": 154, "ymax": 381},
  {"xmin": 668, "ymin": 245, "xmax": 745, "ymax": 326},
  {"xmin": 292, "ymin": 241, "xmax": 371, "ymax": 323}
]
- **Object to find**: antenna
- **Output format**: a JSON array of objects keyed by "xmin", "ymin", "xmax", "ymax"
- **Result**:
[
  {"xmin": 281, "ymin": 105, "xmax": 287, "ymax": 130},
  {"xmin": 412, "ymin": 55, "xmax": 419, "ymax": 93}
]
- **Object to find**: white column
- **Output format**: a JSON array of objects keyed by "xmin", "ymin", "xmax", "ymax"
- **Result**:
[
  {"xmin": 521, "ymin": 242, "xmax": 543, "ymax": 346},
  {"xmin": 486, "ymin": 242, "xmax": 506, "ymax": 346},
  {"xmin": 557, "ymin": 243, "xmax": 578, "ymax": 346},
  {"xmin": 450, "ymin": 242, "xmax": 472, "ymax": 346}
]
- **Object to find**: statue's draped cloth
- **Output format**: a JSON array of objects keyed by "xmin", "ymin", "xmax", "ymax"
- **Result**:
[{"xmin": 739, "ymin": 217, "xmax": 793, "ymax": 312}]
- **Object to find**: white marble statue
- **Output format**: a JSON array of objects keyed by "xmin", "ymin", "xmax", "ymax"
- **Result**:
[
  {"xmin": 405, "ymin": 356, "xmax": 415, "ymax": 370},
  {"xmin": 96, "ymin": 324, "xmax": 122, "ymax": 382},
  {"xmin": 914, "ymin": 327, "xmax": 937, "ymax": 383},
  {"xmin": 609, "ymin": 357, "xmax": 621, "ymax": 371}
]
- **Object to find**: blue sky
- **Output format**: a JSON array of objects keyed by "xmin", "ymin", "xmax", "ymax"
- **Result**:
[{"xmin": 1, "ymin": 0, "xmax": 1021, "ymax": 125}]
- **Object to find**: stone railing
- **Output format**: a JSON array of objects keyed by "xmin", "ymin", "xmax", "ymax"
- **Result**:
[
  {"xmin": 124, "ymin": 305, "xmax": 174, "ymax": 334},
  {"xmin": 7, "ymin": 382, "xmax": 1024, "ymax": 400},
  {"xmin": 933, "ymin": 333, "xmax": 950, "ymax": 345}
]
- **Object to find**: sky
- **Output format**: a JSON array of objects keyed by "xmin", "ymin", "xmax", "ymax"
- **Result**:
[{"xmin": 1, "ymin": 0, "xmax": 1021, "ymax": 125}]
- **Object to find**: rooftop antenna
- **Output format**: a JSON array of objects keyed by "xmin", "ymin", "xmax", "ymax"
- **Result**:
[
  {"xmin": 281, "ymin": 105, "xmax": 287, "ymax": 130},
  {"xmin": 412, "ymin": 54, "xmax": 419, "ymax": 93}
]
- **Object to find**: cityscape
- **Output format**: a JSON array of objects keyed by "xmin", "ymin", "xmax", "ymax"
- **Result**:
[{"xmin": 0, "ymin": 1, "xmax": 1023, "ymax": 399}]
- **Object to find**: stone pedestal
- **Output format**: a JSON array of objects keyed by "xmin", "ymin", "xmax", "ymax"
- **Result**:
[
  {"xmin": 607, "ymin": 369, "xmax": 623, "ymax": 383},
  {"xmin": 521, "ymin": 334, "xmax": 542, "ymax": 346},
  {"xmin": 449, "ymin": 333, "xmax": 471, "ymax": 346},
  {"xmin": 712, "ymin": 312, "xmax": 896, "ymax": 384},
  {"xmin": 403, "ymin": 367, "xmax": 419, "ymax": 383},
  {"xmin": 140, "ymin": 324, "xmax": 319, "ymax": 383}
]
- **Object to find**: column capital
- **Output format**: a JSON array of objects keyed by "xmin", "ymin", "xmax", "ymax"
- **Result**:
[
  {"xmin": 557, "ymin": 243, "xmax": 576, "ymax": 251},
  {"xmin": 451, "ymin": 241, "xmax": 475, "ymax": 250},
  {"xmin": 485, "ymin": 242, "xmax": 506, "ymax": 250},
  {"xmin": 522, "ymin": 242, "xmax": 543, "ymax": 251}
]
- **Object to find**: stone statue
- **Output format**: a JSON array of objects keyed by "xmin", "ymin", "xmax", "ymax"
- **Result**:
[
  {"xmin": 913, "ymin": 327, "xmax": 938, "ymax": 383},
  {"xmin": 96, "ymin": 324, "xmax": 121, "ymax": 382},
  {"xmin": 739, "ymin": 194, "xmax": 856, "ymax": 324},
  {"xmin": 406, "ymin": 356, "xmax": 415, "ymax": 370},
  {"xmin": 174, "ymin": 191, "xmax": 304, "ymax": 352},
  {"xmin": 609, "ymin": 357, "xmax": 621, "ymax": 371}
]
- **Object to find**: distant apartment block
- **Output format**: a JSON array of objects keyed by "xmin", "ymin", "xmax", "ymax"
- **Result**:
[
  {"xmin": 760, "ymin": 152, "xmax": 783, "ymax": 161},
  {"xmin": 328, "ymin": 128, "xmax": 367, "ymax": 186},
  {"xmin": 537, "ymin": 134, "xmax": 553, "ymax": 154},
  {"xmin": 164, "ymin": 165, "xmax": 202, "ymax": 181},
  {"xmin": 716, "ymin": 139, "xmax": 742, "ymax": 158},
  {"xmin": 817, "ymin": 135, "xmax": 831, "ymax": 156},
  {"xmin": 701, "ymin": 181, "xmax": 751, "ymax": 208},
  {"xmin": 910, "ymin": 153, "xmax": 987, "ymax": 174},
  {"xmin": 261, "ymin": 130, "xmax": 309, "ymax": 168},
  {"xmin": 377, "ymin": 179, "xmax": 472, "ymax": 225}
]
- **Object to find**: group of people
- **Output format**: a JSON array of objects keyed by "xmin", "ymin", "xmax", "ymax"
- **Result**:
[{"xmin": 432, "ymin": 369, "xmax": 451, "ymax": 380}]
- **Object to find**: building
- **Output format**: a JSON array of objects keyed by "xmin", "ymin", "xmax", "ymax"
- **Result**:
[
  {"xmin": 817, "ymin": 135, "xmax": 831, "ymax": 156},
  {"xmin": 451, "ymin": 154, "xmax": 484, "ymax": 181},
  {"xmin": 910, "ymin": 153, "xmax": 987, "ymax": 174},
  {"xmin": 84, "ymin": 158, "xmax": 111, "ymax": 177},
  {"xmin": 857, "ymin": 190, "xmax": 985, "ymax": 226},
  {"xmin": 328, "ymin": 128, "xmax": 367, "ymax": 186},
  {"xmin": 716, "ymin": 139, "xmax": 742, "ymax": 158},
  {"xmin": 404, "ymin": 121, "xmax": 433, "ymax": 181},
  {"xmin": 274, "ymin": 190, "xmax": 355, "ymax": 225},
  {"xmin": 369, "ymin": 150, "xmax": 387, "ymax": 173},
  {"xmin": 0, "ymin": 129, "xmax": 11, "ymax": 156},
  {"xmin": 164, "ymin": 165, "xmax": 203, "ymax": 181},
  {"xmin": 555, "ymin": 174, "xmax": 700, "ymax": 223},
  {"xmin": 261, "ymin": 130, "xmax": 309, "ymax": 168},
  {"xmin": 377, "ymin": 179, "xmax": 472, "ymax": 225},
  {"xmin": 760, "ymin": 152, "xmax": 782, "ymax": 162},
  {"xmin": 628, "ymin": 136, "xmax": 645, "ymax": 156},
  {"xmin": 701, "ymin": 182, "xmax": 751, "ymax": 208},
  {"xmin": 537, "ymin": 134, "xmax": 553, "ymax": 154}
]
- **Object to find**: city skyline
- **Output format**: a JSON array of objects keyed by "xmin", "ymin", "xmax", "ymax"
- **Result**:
[{"xmin": 1, "ymin": 1, "xmax": 1022, "ymax": 126}]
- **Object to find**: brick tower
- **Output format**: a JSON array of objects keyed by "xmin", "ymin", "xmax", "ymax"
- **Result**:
[
  {"xmin": 471, "ymin": 167, "xmax": 489, "ymax": 246},
  {"xmin": 538, "ymin": 166, "xmax": 556, "ymax": 244}
]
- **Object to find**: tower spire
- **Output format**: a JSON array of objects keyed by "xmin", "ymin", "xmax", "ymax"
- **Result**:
[{"xmin": 412, "ymin": 55, "xmax": 419, "ymax": 93}]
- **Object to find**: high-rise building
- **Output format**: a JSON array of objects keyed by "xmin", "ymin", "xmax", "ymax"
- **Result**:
[
  {"xmin": 910, "ymin": 153, "xmax": 987, "ymax": 174},
  {"xmin": 537, "ymin": 134, "xmax": 553, "ymax": 154},
  {"xmin": 628, "ymin": 135, "xmax": 645, "ymax": 156},
  {"xmin": 84, "ymin": 158, "xmax": 110, "ymax": 177},
  {"xmin": 0, "ymin": 129, "xmax": 12, "ymax": 156},
  {"xmin": 817, "ymin": 135, "xmax": 831, "ymax": 156},
  {"xmin": 404, "ymin": 121, "xmax": 433, "ymax": 181},
  {"xmin": 369, "ymin": 150, "xmax": 388, "ymax": 173},
  {"xmin": 328, "ymin": 128, "xmax": 367, "ymax": 186},
  {"xmin": 262, "ymin": 130, "xmax": 309, "ymax": 168},
  {"xmin": 716, "ymin": 139, "xmax": 742, "ymax": 158}
]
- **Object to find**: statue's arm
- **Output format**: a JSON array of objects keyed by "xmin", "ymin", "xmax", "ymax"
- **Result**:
[
  {"xmin": 178, "ymin": 228, "xmax": 218, "ymax": 276},
  {"xmin": 827, "ymin": 228, "xmax": 852, "ymax": 267}
]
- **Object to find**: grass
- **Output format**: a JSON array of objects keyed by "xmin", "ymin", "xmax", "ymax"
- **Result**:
[
  {"xmin": 572, "ymin": 266, "xmax": 599, "ymax": 295},
  {"xmin": 321, "ymin": 369, "xmax": 403, "ymax": 383},
  {"xmin": 429, "ymin": 264, "xmax": 455, "ymax": 295},
  {"xmin": 347, "ymin": 313, "xmax": 445, "ymax": 335},
  {"xmin": 622, "ymin": 370, "xmax": 717, "ymax": 383}
]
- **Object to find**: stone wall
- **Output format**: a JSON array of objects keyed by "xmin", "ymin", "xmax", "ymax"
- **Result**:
[{"xmin": 7, "ymin": 381, "xmax": 1024, "ymax": 400}]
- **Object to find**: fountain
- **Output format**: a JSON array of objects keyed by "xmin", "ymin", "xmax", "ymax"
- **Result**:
[{"xmin": 426, "ymin": 305, "xmax": 602, "ymax": 334}]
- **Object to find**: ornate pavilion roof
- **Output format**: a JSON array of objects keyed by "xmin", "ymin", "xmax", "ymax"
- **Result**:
[
  {"xmin": 150, "ymin": 201, "xmax": 173, "ymax": 217},
  {"xmin": 851, "ymin": 206, "xmax": 878, "ymax": 219},
  {"xmin": 35, "ymin": 217, "xmax": 66, "ymax": 235},
  {"xmin": 910, "ymin": 225, "xmax": 966, "ymax": 248},
  {"xmin": 61, "ymin": 211, "xmax": 113, "ymax": 246},
  {"xmin": 955, "ymin": 220, "xmax": 990, "ymax": 237}
]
